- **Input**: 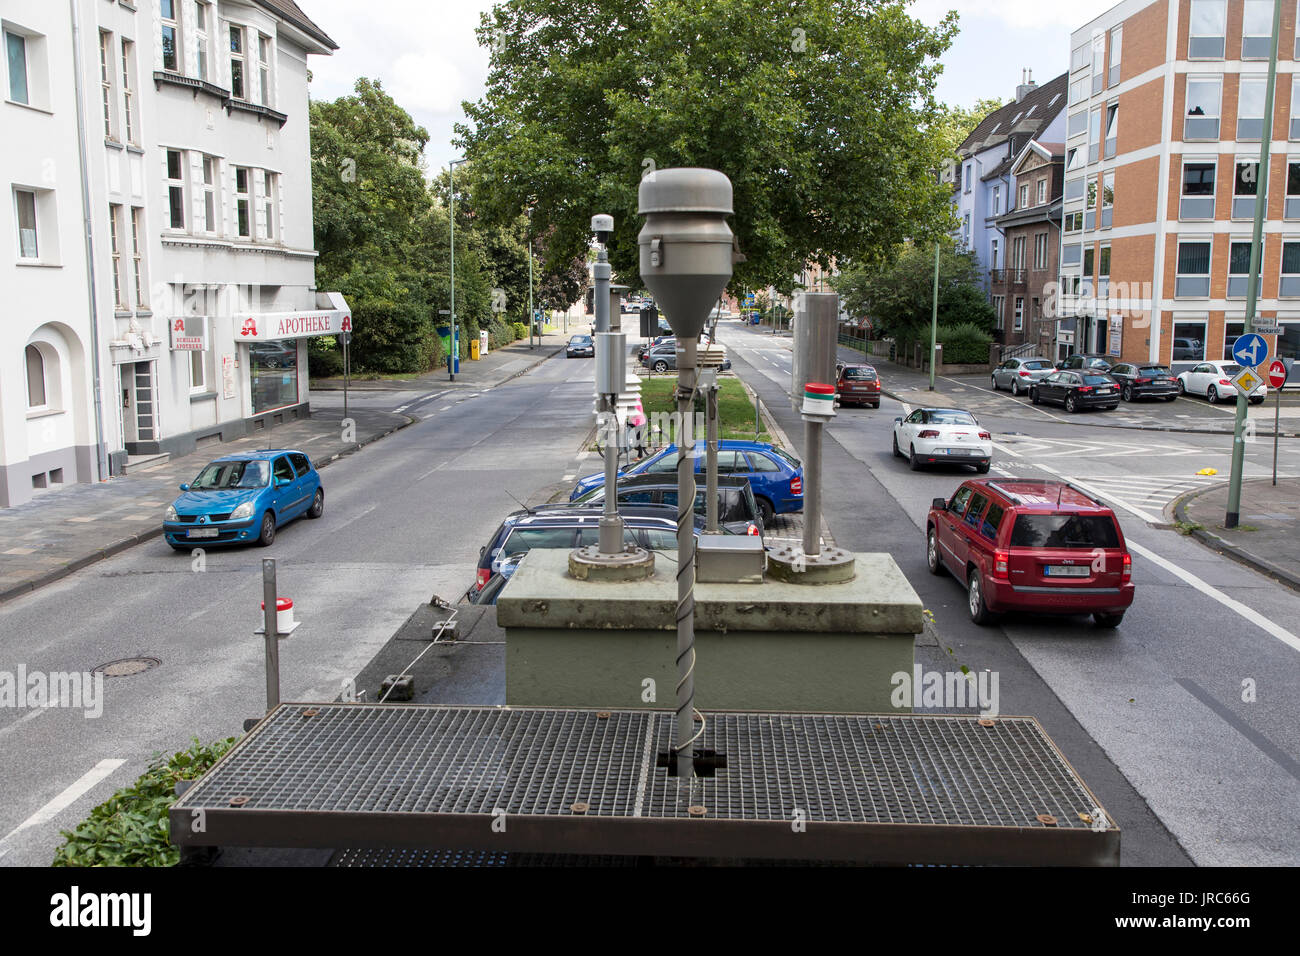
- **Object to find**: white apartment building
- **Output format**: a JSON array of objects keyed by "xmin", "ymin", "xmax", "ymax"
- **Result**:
[{"xmin": 1, "ymin": 0, "xmax": 342, "ymax": 508}]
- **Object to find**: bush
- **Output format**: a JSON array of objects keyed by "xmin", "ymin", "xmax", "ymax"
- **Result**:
[
  {"xmin": 937, "ymin": 322, "xmax": 993, "ymax": 365},
  {"xmin": 350, "ymin": 299, "xmax": 439, "ymax": 374},
  {"xmin": 52, "ymin": 737, "xmax": 238, "ymax": 867},
  {"xmin": 510, "ymin": 322, "xmax": 528, "ymax": 341},
  {"xmin": 307, "ymin": 341, "xmax": 345, "ymax": 378}
]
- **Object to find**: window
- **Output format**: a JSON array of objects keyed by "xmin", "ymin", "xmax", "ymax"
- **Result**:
[
  {"xmin": 1037, "ymin": 178, "xmax": 1047, "ymax": 204},
  {"xmin": 202, "ymin": 156, "xmax": 217, "ymax": 233},
  {"xmin": 1012, "ymin": 235, "xmax": 1026, "ymax": 271},
  {"xmin": 1086, "ymin": 178, "xmax": 1098, "ymax": 230},
  {"xmin": 1238, "ymin": 77, "xmax": 1266, "ymax": 141},
  {"xmin": 991, "ymin": 238, "xmax": 998, "ymax": 270},
  {"xmin": 1282, "ymin": 241, "xmax": 1300, "ymax": 296},
  {"xmin": 1088, "ymin": 108, "xmax": 1102, "ymax": 163},
  {"xmin": 1288, "ymin": 161, "xmax": 1300, "ymax": 218},
  {"xmin": 1084, "ymin": 246, "xmax": 1095, "ymax": 278},
  {"xmin": 120, "ymin": 40, "xmax": 135, "ymax": 145},
  {"xmin": 229, "ymin": 25, "xmax": 245, "ymax": 100},
  {"xmin": 261, "ymin": 170, "xmax": 276, "ymax": 240},
  {"xmin": 1019, "ymin": 183, "xmax": 1029, "ymax": 208},
  {"xmin": 964, "ymin": 164, "xmax": 971, "ymax": 193},
  {"xmin": 1035, "ymin": 232, "xmax": 1049, "ymax": 270},
  {"xmin": 130, "ymin": 207, "xmax": 145, "ymax": 307},
  {"xmin": 1101, "ymin": 172, "xmax": 1114, "ymax": 228},
  {"xmin": 98, "ymin": 31, "xmax": 114, "ymax": 139},
  {"xmin": 1185, "ymin": 78, "xmax": 1221, "ymax": 139},
  {"xmin": 1065, "ymin": 177, "xmax": 1085, "ymax": 202},
  {"xmin": 1014, "ymin": 296, "xmax": 1024, "ymax": 331},
  {"xmin": 1176, "ymin": 241, "xmax": 1212, "ymax": 297},
  {"xmin": 1104, "ymin": 103, "xmax": 1117, "ymax": 159},
  {"xmin": 160, "ymin": 0, "xmax": 180, "ymax": 73},
  {"xmin": 1099, "ymin": 245, "xmax": 1111, "ymax": 294},
  {"xmin": 109, "ymin": 204, "xmax": 125, "ymax": 308},
  {"xmin": 166, "ymin": 149, "xmax": 185, "ymax": 229},
  {"xmin": 1108, "ymin": 25, "xmax": 1122, "ymax": 86},
  {"xmin": 992, "ymin": 296, "xmax": 1005, "ymax": 329},
  {"xmin": 1066, "ymin": 147, "xmax": 1083, "ymax": 173},
  {"xmin": 1181, "ymin": 161, "xmax": 1216, "ymax": 219},
  {"xmin": 235, "ymin": 167, "xmax": 251, "ymax": 238},
  {"xmin": 1070, "ymin": 76, "xmax": 1088, "ymax": 104},
  {"xmin": 5, "ymin": 29, "xmax": 28, "ymax": 104},
  {"xmin": 25, "ymin": 345, "xmax": 46, "ymax": 407},
  {"xmin": 195, "ymin": 1, "xmax": 210, "ymax": 81},
  {"xmin": 1188, "ymin": 0, "xmax": 1227, "ymax": 59},
  {"xmin": 1091, "ymin": 34, "xmax": 1105, "ymax": 95},
  {"xmin": 1243, "ymin": 0, "xmax": 1274, "ymax": 59},
  {"xmin": 1071, "ymin": 42, "xmax": 1090, "ymax": 73},
  {"xmin": 1068, "ymin": 110, "xmax": 1088, "ymax": 138},
  {"xmin": 1062, "ymin": 243, "xmax": 1082, "ymax": 266},
  {"xmin": 258, "ymin": 34, "xmax": 271, "ymax": 106},
  {"xmin": 993, "ymin": 185, "xmax": 1001, "ymax": 215},
  {"xmin": 190, "ymin": 333, "xmax": 208, "ymax": 392},
  {"xmin": 962, "ymin": 212, "xmax": 970, "ymax": 246},
  {"xmin": 250, "ymin": 341, "xmax": 298, "ymax": 412},
  {"xmin": 1064, "ymin": 211, "xmax": 1083, "ymax": 232},
  {"xmin": 1294, "ymin": 76, "xmax": 1300, "ymax": 139},
  {"xmin": 982, "ymin": 503, "xmax": 1005, "ymax": 541},
  {"xmin": 1233, "ymin": 161, "xmax": 1260, "ymax": 219},
  {"xmin": 14, "ymin": 187, "xmax": 38, "ymax": 258},
  {"xmin": 1172, "ymin": 321, "xmax": 1207, "ymax": 361},
  {"xmin": 1222, "ymin": 321, "xmax": 1247, "ymax": 360},
  {"xmin": 964, "ymin": 493, "xmax": 990, "ymax": 530},
  {"xmin": 1228, "ymin": 241, "xmax": 1264, "ymax": 298}
]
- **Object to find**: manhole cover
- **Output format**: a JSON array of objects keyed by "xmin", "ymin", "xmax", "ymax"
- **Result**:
[{"xmin": 94, "ymin": 657, "xmax": 161, "ymax": 678}]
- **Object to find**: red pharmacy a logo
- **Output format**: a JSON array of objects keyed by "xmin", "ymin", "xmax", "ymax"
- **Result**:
[{"xmin": 239, "ymin": 317, "xmax": 258, "ymax": 337}]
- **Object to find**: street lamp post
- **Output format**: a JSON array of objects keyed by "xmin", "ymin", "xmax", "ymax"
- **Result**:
[
  {"xmin": 527, "ymin": 207, "xmax": 535, "ymax": 350},
  {"xmin": 448, "ymin": 158, "xmax": 468, "ymax": 381}
]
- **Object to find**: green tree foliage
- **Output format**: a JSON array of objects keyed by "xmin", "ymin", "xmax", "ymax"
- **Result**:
[
  {"xmin": 458, "ymin": 0, "xmax": 959, "ymax": 296},
  {"xmin": 834, "ymin": 241, "xmax": 995, "ymax": 349}
]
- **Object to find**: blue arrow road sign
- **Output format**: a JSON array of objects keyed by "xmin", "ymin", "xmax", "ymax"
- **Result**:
[{"xmin": 1232, "ymin": 332, "xmax": 1268, "ymax": 368}]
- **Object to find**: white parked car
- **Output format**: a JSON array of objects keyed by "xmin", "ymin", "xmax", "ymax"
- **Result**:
[
  {"xmin": 892, "ymin": 408, "xmax": 992, "ymax": 473},
  {"xmin": 1176, "ymin": 361, "xmax": 1266, "ymax": 405}
]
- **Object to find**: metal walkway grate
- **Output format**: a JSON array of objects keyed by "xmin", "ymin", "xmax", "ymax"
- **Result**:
[{"xmin": 171, "ymin": 704, "xmax": 1118, "ymax": 865}]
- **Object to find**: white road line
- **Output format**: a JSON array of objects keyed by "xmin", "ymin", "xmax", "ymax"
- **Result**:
[
  {"xmin": 562, "ymin": 474, "xmax": 575, "ymax": 481},
  {"xmin": 1032, "ymin": 464, "xmax": 1164, "ymax": 524},
  {"xmin": 1126, "ymin": 539, "xmax": 1300, "ymax": 654},
  {"xmin": 0, "ymin": 705, "xmax": 52, "ymax": 740},
  {"xmin": 0, "ymin": 758, "xmax": 126, "ymax": 853}
]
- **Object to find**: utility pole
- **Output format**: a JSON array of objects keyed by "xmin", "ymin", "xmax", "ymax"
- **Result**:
[
  {"xmin": 1226, "ymin": 0, "xmax": 1282, "ymax": 529},
  {"xmin": 929, "ymin": 242, "xmax": 940, "ymax": 391},
  {"xmin": 449, "ymin": 158, "xmax": 467, "ymax": 381},
  {"xmin": 527, "ymin": 207, "xmax": 535, "ymax": 349}
]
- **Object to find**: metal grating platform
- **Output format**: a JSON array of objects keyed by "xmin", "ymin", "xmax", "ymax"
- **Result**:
[{"xmin": 171, "ymin": 704, "xmax": 1119, "ymax": 866}]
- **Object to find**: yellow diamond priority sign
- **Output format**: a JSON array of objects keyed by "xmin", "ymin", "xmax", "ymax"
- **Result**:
[{"xmin": 1230, "ymin": 367, "xmax": 1263, "ymax": 397}]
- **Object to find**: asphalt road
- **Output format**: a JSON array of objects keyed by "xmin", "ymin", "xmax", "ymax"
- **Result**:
[
  {"xmin": 720, "ymin": 320, "xmax": 1300, "ymax": 867},
  {"xmin": 0, "ymin": 353, "xmax": 597, "ymax": 866}
]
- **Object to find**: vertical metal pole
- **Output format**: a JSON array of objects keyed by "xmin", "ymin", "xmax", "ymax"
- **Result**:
[
  {"xmin": 262, "ymin": 559, "xmax": 280, "ymax": 713},
  {"xmin": 1274, "ymin": 390, "xmax": 1281, "ymax": 485},
  {"xmin": 450, "ymin": 162, "xmax": 456, "ymax": 380},
  {"xmin": 342, "ymin": 336, "xmax": 349, "ymax": 421},
  {"xmin": 528, "ymin": 230, "xmax": 535, "ymax": 349},
  {"xmin": 1227, "ymin": 0, "xmax": 1282, "ymax": 528},
  {"xmin": 674, "ymin": 338, "xmax": 698, "ymax": 779},
  {"xmin": 930, "ymin": 242, "xmax": 940, "ymax": 391},
  {"xmin": 802, "ymin": 420, "xmax": 822, "ymax": 558},
  {"xmin": 706, "ymin": 383, "xmax": 719, "ymax": 532},
  {"xmin": 754, "ymin": 395, "xmax": 760, "ymax": 440}
]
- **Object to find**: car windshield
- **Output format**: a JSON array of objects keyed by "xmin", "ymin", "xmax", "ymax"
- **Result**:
[
  {"xmin": 190, "ymin": 459, "xmax": 269, "ymax": 490},
  {"xmin": 570, "ymin": 336, "xmax": 592, "ymax": 344},
  {"xmin": 1022, "ymin": 361, "xmax": 1050, "ymax": 370},
  {"xmin": 928, "ymin": 411, "xmax": 976, "ymax": 425},
  {"xmin": 1010, "ymin": 514, "xmax": 1120, "ymax": 549},
  {"xmin": 501, "ymin": 527, "xmax": 577, "ymax": 556},
  {"xmin": 1082, "ymin": 374, "xmax": 1112, "ymax": 385},
  {"xmin": 842, "ymin": 367, "xmax": 876, "ymax": 380}
]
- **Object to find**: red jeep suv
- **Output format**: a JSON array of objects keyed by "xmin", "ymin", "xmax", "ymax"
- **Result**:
[{"xmin": 926, "ymin": 479, "xmax": 1134, "ymax": 628}]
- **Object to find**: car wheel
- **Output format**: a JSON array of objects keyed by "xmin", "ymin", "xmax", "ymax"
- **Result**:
[
  {"xmin": 1122, "ymin": 385, "xmax": 1133, "ymax": 402},
  {"xmin": 1093, "ymin": 611, "xmax": 1124, "ymax": 628},
  {"xmin": 909, "ymin": 444, "xmax": 923, "ymax": 471},
  {"xmin": 307, "ymin": 488, "xmax": 324, "ymax": 519},
  {"xmin": 926, "ymin": 528, "xmax": 945, "ymax": 576},
  {"xmin": 1177, "ymin": 379, "xmax": 1186, "ymax": 395},
  {"xmin": 892, "ymin": 433, "xmax": 902, "ymax": 458},
  {"xmin": 169, "ymin": 542, "xmax": 190, "ymax": 553},
  {"xmin": 975, "ymin": 462, "xmax": 990, "ymax": 474},
  {"xmin": 756, "ymin": 496, "xmax": 775, "ymax": 526},
  {"xmin": 653, "ymin": 361, "xmax": 668, "ymax": 373},
  {"xmin": 991, "ymin": 375, "xmax": 999, "ymax": 391},
  {"xmin": 1065, "ymin": 394, "xmax": 1078, "ymax": 413},
  {"xmin": 1207, "ymin": 385, "xmax": 1219, "ymax": 404},
  {"xmin": 257, "ymin": 511, "xmax": 276, "ymax": 547},
  {"xmin": 1031, "ymin": 387, "xmax": 1041, "ymax": 405},
  {"xmin": 1165, "ymin": 394, "xmax": 1178, "ymax": 402},
  {"xmin": 1250, "ymin": 397, "xmax": 1265, "ymax": 406},
  {"xmin": 968, "ymin": 569, "xmax": 995, "ymax": 625}
]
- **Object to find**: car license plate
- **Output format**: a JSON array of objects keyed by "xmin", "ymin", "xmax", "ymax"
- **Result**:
[
  {"xmin": 943, "ymin": 447, "xmax": 975, "ymax": 455},
  {"xmin": 1098, "ymin": 387, "xmax": 1113, "ymax": 393},
  {"xmin": 1045, "ymin": 565, "xmax": 1089, "ymax": 577},
  {"xmin": 186, "ymin": 528, "xmax": 219, "ymax": 539}
]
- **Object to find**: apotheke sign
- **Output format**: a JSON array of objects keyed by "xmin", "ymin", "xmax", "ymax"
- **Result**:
[{"xmin": 233, "ymin": 309, "xmax": 352, "ymax": 341}]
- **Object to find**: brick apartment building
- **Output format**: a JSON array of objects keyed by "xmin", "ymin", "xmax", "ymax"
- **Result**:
[
  {"xmin": 1062, "ymin": 0, "xmax": 1300, "ymax": 375},
  {"xmin": 992, "ymin": 140, "xmax": 1065, "ymax": 356}
]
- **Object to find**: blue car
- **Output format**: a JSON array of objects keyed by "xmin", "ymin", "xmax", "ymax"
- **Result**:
[
  {"xmin": 569, "ymin": 440, "xmax": 802, "ymax": 524},
  {"xmin": 163, "ymin": 449, "xmax": 323, "ymax": 550}
]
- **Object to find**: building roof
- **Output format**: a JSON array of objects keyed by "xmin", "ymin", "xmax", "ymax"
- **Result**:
[
  {"xmin": 957, "ymin": 72, "xmax": 1069, "ymax": 160},
  {"xmin": 253, "ymin": 0, "xmax": 338, "ymax": 50}
]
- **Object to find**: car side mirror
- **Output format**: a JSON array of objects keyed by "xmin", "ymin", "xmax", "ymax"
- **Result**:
[
  {"xmin": 894, "ymin": 416, "xmax": 902, "ymax": 424},
  {"xmin": 274, "ymin": 476, "xmax": 285, "ymax": 488},
  {"xmin": 179, "ymin": 483, "xmax": 189, "ymax": 492},
  {"xmin": 932, "ymin": 497, "xmax": 947, "ymax": 510}
]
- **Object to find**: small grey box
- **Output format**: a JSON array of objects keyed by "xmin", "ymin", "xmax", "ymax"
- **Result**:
[
  {"xmin": 380, "ymin": 674, "xmax": 414, "ymax": 702},
  {"xmin": 696, "ymin": 534, "xmax": 766, "ymax": 583}
]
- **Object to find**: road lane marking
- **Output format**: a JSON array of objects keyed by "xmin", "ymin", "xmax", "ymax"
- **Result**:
[
  {"xmin": 0, "ymin": 758, "xmax": 127, "ymax": 856},
  {"xmin": 1175, "ymin": 678, "xmax": 1300, "ymax": 780},
  {"xmin": 1031, "ymin": 465, "xmax": 1163, "ymax": 524}
]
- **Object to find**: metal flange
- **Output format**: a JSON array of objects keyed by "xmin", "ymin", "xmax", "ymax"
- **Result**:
[
  {"xmin": 765, "ymin": 545, "xmax": 856, "ymax": 584},
  {"xmin": 567, "ymin": 545, "xmax": 657, "ymax": 581}
]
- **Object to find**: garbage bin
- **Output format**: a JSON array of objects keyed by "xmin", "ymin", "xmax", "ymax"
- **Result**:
[
  {"xmin": 480, "ymin": 330, "xmax": 489, "ymax": 357},
  {"xmin": 470, "ymin": 338, "xmax": 481, "ymax": 360}
]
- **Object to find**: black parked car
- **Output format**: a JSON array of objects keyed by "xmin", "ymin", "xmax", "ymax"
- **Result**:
[
  {"xmin": 1107, "ymin": 363, "xmax": 1179, "ymax": 402},
  {"xmin": 571, "ymin": 473, "xmax": 763, "ymax": 537},
  {"xmin": 1031, "ymin": 370, "xmax": 1120, "ymax": 412},
  {"xmin": 566, "ymin": 334, "xmax": 595, "ymax": 358},
  {"xmin": 1056, "ymin": 353, "xmax": 1114, "ymax": 373}
]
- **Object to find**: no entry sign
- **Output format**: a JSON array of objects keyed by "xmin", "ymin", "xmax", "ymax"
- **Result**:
[{"xmin": 1268, "ymin": 359, "xmax": 1289, "ymax": 389}]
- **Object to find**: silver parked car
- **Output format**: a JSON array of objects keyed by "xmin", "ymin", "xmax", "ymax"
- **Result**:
[{"xmin": 991, "ymin": 357, "xmax": 1055, "ymax": 396}]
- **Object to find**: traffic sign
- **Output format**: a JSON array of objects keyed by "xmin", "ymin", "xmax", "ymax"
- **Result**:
[
  {"xmin": 1230, "ymin": 367, "xmax": 1263, "ymax": 396},
  {"xmin": 1231, "ymin": 332, "xmax": 1268, "ymax": 368},
  {"xmin": 1269, "ymin": 359, "xmax": 1290, "ymax": 389},
  {"xmin": 1252, "ymin": 324, "xmax": 1281, "ymax": 335}
]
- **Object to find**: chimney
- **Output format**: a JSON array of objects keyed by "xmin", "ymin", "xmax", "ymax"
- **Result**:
[{"xmin": 1016, "ymin": 67, "xmax": 1037, "ymax": 103}]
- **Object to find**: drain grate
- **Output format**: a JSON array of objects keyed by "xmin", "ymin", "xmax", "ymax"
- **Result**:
[
  {"xmin": 94, "ymin": 657, "xmax": 161, "ymax": 677},
  {"xmin": 171, "ymin": 704, "xmax": 1118, "ymax": 865}
]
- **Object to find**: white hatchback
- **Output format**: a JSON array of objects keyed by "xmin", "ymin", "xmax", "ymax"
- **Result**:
[
  {"xmin": 892, "ymin": 408, "xmax": 992, "ymax": 473},
  {"xmin": 1176, "ymin": 361, "xmax": 1266, "ymax": 405}
]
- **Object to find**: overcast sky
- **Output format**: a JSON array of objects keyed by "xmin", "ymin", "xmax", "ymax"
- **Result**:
[{"xmin": 302, "ymin": 0, "xmax": 1122, "ymax": 176}]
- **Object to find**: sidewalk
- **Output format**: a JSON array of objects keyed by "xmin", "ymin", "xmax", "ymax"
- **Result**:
[
  {"xmin": 313, "ymin": 331, "xmax": 569, "ymax": 392},
  {"xmin": 1175, "ymin": 477, "xmax": 1300, "ymax": 591},
  {"xmin": 0, "ymin": 406, "xmax": 410, "ymax": 604}
]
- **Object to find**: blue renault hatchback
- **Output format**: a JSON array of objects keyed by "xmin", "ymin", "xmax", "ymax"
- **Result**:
[
  {"xmin": 163, "ymin": 449, "xmax": 323, "ymax": 550},
  {"xmin": 568, "ymin": 440, "xmax": 802, "ymax": 524}
]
